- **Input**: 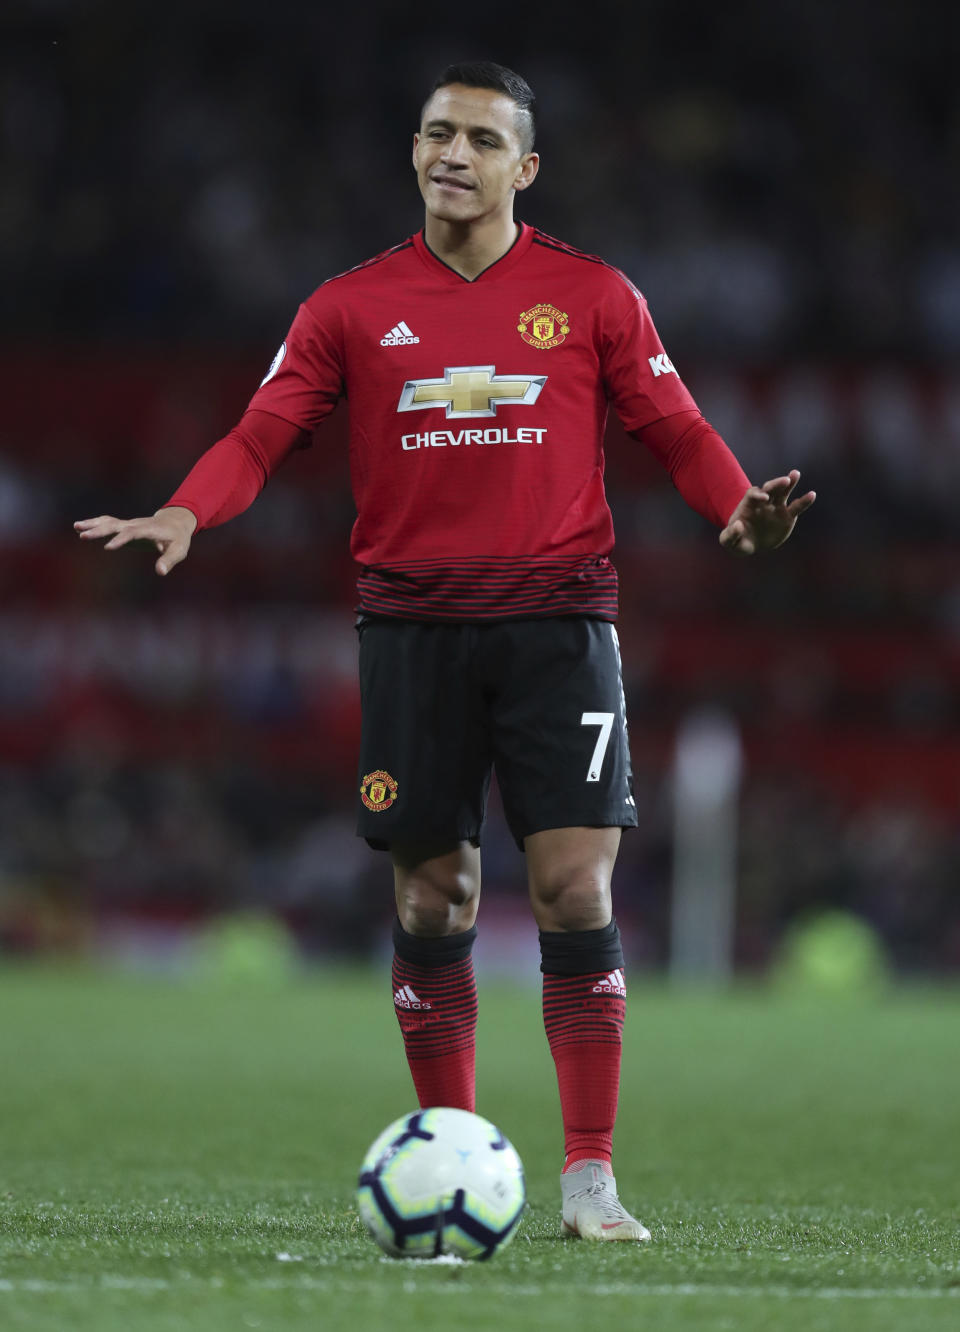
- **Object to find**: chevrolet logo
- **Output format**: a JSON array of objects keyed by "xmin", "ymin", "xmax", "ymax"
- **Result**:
[{"xmin": 397, "ymin": 365, "xmax": 547, "ymax": 418}]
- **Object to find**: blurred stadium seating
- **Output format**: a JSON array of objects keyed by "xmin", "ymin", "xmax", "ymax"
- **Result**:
[{"xmin": 1, "ymin": 1, "xmax": 956, "ymax": 970}]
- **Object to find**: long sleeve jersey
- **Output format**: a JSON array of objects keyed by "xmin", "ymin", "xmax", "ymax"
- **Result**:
[{"xmin": 165, "ymin": 223, "xmax": 750, "ymax": 620}]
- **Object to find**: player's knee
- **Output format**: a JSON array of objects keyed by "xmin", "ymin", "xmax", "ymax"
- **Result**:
[
  {"xmin": 525, "ymin": 828, "xmax": 619, "ymax": 931},
  {"xmin": 529, "ymin": 865, "xmax": 612, "ymax": 932},
  {"xmin": 397, "ymin": 879, "xmax": 480, "ymax": 935},
  {"xmin": 394, "ymin": 846, "xmax": 481, "ymax": 936}
]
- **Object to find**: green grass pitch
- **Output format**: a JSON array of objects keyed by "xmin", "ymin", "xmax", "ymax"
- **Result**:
[{"xmin": 0, "ymin": 964, "xmax": 958, "ymax": 1330}]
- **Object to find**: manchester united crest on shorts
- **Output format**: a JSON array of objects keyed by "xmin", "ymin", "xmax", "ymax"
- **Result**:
[
  {"xmin": 360, "ymin": 769, "xmax": 398, "ymax": 812},
  {"xmin": 517, "ymin": 303, "xmax": 570, "ymax": 350}
]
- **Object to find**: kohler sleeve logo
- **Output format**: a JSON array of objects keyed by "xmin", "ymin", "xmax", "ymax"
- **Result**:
[{"xmin": 648, "ymin": 353, "xmax": 677, "ymax": 378}]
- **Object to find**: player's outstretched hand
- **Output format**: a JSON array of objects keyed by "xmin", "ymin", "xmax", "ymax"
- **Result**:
[
  {"xmin": 719, "ymin": 470, "xmax": 816, "ymax": 556},
  {"xmin": 73, "ymin": 506, "xmax": 198, "ymax": 576}
]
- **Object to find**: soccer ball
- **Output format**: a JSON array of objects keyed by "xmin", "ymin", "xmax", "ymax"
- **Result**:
[{"xmin": 356, "ymin": 1107, "xmax": 525, "ymax": 1260}]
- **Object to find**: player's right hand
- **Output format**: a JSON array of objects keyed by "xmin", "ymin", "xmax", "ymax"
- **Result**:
[{"xmin": 73, "ymin": 506, "xmax": 198, "ymax": 576}]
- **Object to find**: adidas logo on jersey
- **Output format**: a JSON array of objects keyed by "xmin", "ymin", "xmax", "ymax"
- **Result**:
[
  {"xmin": 648, "ymin": 352, "xmax": 677, "ymax": 378},
  {"xmin": 394, "ymin": 984, "xmax": 432, "ymax": 1010},
  {"xmin": 592, "ymin": 969, "xmax": 626, "ymax": 997},
  {"xmin": 381, "ymin": 320, "xmax": 420, "ymax": 346}
]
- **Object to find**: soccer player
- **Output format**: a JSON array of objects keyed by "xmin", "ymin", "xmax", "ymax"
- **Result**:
[{"xmin": 76, "ymin": 61, "xmax": 815, "ymax": 1242}]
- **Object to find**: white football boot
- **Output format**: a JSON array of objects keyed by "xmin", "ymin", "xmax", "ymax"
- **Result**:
[{"xmin": 560, "ymin": 1160, "xmax": 651, "ymax": 1242}]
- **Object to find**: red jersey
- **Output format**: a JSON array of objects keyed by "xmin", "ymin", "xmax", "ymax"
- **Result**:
[{"xmin": 167, "ymin": 223, "xmax": 750, "ymax": 620}]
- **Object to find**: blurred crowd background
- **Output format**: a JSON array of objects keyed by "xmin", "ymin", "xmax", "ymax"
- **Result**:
[{"xmin": 1, "ymin": 0, "xmax": 958, "ymax": 973}]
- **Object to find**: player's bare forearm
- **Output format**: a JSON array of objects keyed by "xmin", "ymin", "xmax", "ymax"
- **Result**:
[
  {"xmin": 718, "ymin": 469, "xmax": 816, "ymax": 556},
  {"xmin": 73, "ymin": 506, "xmax": 198, "ymax": 576}
]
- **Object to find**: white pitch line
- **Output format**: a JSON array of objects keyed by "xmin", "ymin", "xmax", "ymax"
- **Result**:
[{"xmin": 0, "ymin": 1277, "xmax": 956, "ymax": 1301}]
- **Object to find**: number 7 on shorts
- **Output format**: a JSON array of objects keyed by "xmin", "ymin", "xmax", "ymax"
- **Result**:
[{"xmin": 581, "ymin": 711, "xmax": 614, "ymax": 782}]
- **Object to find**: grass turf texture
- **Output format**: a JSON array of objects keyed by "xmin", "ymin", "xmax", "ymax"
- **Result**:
[{"xmin": 0, "ymin": 966, "xmax": 958, "ymax": 1331}]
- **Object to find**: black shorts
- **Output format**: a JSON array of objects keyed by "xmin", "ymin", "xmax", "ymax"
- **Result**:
[{"xmin": 355, "ymin": 616, "xmax": 637, "ymax": 851}]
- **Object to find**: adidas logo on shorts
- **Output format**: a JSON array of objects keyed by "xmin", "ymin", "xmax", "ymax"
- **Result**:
[
  {"xmin": 394, "ymin": 984, "xmax": 432, "ymax": 1010},
  {"xmin": 381, "ymin": 320, "xmax": 419, "ymax": 346},
  {"xmin": 592, "ymin": 968, "xmax": 626, "ymax": 997}
]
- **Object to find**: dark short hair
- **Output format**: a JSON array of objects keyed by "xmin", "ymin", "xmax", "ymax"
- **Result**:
[{"xmin": 424, "ymin": 61, "xmax": 537, "ymax": 154}]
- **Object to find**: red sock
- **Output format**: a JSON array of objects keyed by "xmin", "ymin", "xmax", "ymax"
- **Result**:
[
  {"xmin": 392, "ymin": 918, "xmax": 478, "ymax": 1112},
  {"xmin": 540, "ymin": 925, "xmax": 625, "ymax": 1170}
]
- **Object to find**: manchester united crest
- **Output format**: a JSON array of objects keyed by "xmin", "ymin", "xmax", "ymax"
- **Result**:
[
  {"xmin": 517, "ymin": 303, "xmax": 570, "ymax": 350},
  {"xmin": 360, "ymin": 769, "xmax": 398, "ymax": 813}
]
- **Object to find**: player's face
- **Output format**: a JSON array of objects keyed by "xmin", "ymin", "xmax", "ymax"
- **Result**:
[{"xmin": 413, "ymin": 85, "xmax": 538, "ymax": 225}]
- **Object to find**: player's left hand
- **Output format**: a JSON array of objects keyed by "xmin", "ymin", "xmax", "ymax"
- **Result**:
[{"xmin": 719, "ymin": 470, "xmax": 816, "ymax": 556}]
